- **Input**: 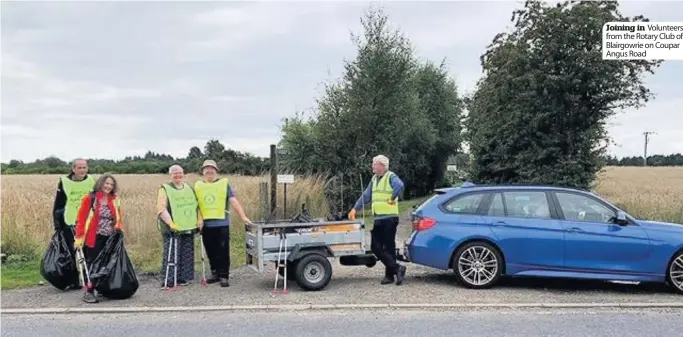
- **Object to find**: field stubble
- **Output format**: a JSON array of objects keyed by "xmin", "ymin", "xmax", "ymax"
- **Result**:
[
  {"xmin": 1, "ymin": 174, "xmax": 329, "ymax": 272},
  {"xmin": 1, "ymin": 167, "xmax": 682, "ymax": 275}
]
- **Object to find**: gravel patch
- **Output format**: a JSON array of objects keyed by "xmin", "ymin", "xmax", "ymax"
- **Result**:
[{"xmin": 3, "ymin": 213, "xmax": 681, "ymax": 309}]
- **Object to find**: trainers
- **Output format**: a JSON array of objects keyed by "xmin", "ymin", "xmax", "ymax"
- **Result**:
[
  {"xmin": 219, "ymin": 277, "xmax": 230, "ymax": 287},
  {"xmin": 83, "ymin": 292, "xmax": 98, "ymax": 304},
  {"xmin": 380, "ymin": 276, "xmax": 394, "ymax": 285},
  {"xmin": 206, "ymin": 273, "xmax": 219, "ymax": 284}
]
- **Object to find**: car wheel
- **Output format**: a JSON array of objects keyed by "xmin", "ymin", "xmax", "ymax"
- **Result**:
[
  {"xmin": 452, "ymin": 241, "xmax": 503, "ymax": 289},
  {"xmin": 667, "ymin": 251, "xmax": 683, "ymax": 294},
  {"xmin": 294, "ymin": 253, "xmax": 332, "ymax": 291}
]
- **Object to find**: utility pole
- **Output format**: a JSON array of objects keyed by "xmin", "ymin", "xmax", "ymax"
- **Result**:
[{"xmin": 643, "ymin": 131, "xmax": 655, "ymax": 166}]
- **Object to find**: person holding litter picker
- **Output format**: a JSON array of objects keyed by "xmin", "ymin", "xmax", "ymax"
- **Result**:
[
  {"xmin": 52, "ymin": 158, "xmax": 95, "ymax": 291},
  {"xmin": 74, "ymin": 173, "xmax": 123, "ymax": 303},
  {"xmin": 194, "ymin": 159, "xmax": 252, "ymax": 287},
  {"xmin": 348, "ymin": 155, "xmax": 407, "ymax": 286},
  {"xmin": 156, "ymin": 164, "xmax": 201, "ymax": 289}
]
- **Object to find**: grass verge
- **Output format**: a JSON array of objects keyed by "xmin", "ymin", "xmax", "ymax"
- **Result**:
[{"xmin": 1, "ymin": 260, "xmax": 42, "ymax": 290}]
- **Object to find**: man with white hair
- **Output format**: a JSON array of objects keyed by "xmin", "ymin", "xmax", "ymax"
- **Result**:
[
  {"xmin": 52, "ymin": 158, "xmax": 95, "ymax": 290},
  {"xmin": 348, "ymin": 155, "xmax": 407, "ymax": 285}
]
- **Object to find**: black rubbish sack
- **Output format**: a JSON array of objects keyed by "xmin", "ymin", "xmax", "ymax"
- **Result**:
[
  {"xmin": 40, "ymin": 228, "xmax": 79, "ymax": 290},
  {"xmin": 89, "ymin": 232, "xmax": 139, "ymax": 300}
]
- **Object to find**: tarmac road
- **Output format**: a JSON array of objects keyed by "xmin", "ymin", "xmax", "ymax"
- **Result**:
[{"xmin": 2, "ymin": 308, "xmax": 683, "ymax": 337}]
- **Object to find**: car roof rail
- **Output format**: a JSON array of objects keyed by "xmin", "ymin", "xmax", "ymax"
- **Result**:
[{"xmin": 453, "ymin": 181, "xmax": 591, "ymax": 192}]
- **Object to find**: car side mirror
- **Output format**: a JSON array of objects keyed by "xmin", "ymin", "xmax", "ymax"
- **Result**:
[{"xmin": 614, "ymin": 211, "xmax": 629, "ymax": 226}]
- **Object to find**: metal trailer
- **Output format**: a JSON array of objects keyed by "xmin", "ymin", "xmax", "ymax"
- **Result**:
[{"xmin": 245, "ymin": 219, "xmax": 378, "ymax": 291}]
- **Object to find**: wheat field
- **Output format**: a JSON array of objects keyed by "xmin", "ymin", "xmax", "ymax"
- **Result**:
[
  {"xmin": 1, "ymin": 167, "xmax": 682, "ymax": 272},
  {"xmin": 594, "ymin": 166, "xmax": 683, "ymax": 224},
  {"xmin": 1, "ymin": 173, "xmax": 329, "ymax": 271}
]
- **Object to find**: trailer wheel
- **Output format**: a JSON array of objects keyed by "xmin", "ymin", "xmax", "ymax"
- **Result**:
[
  {"xmin": 294, "ymin": 253, "xmax": 332, "ymax": 291},
  {"xmin": 277, "ymin": 261, "xmax": 297, "ymax": 280}
]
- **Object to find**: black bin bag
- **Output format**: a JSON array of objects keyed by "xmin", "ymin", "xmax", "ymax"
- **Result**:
[
  {"xmin": 40, "ymin": 228, "xmax": 79, "ymax": 290},
  {"xmin": 88, "ymin": 232, "xmax": 139, "ymax": 299}
]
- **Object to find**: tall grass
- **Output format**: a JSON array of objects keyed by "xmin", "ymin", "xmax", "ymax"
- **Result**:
[
  {"xmin": 594, "ymin": 166, "xmax": 683, "ymax": 224},
  {"xmin": 1, "ymin": 174, "xmax": 329, "ymax": 271},
  {"xmin": 2, "ymin": 167, "xmax": 681, "ymax": 272}
]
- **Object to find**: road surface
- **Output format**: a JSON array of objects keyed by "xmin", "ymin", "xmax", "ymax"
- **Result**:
[{"xmin": 3, "ymin": 308, "xmax": 683, "ymax": 337}]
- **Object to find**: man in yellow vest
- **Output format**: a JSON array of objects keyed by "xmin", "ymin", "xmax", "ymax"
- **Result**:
[
  {"xmin": 348, "ymin": 155, "xmax": 407, "ymax": 286},
  {"xmin": 52, "ymin": 158, "xmax": 95, "ymax": 290},
  {"xmin": 194, "ymin": 160, "xmax": 252, "ymax": 287}
]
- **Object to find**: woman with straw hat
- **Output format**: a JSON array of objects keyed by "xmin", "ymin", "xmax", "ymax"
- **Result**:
[{"xmin": 194, "ymin": 159, "xmax": 251, "ymax": 287}]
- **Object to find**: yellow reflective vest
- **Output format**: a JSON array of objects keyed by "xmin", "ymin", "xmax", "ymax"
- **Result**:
[
  {"xmin": 194, "ymin": 178, "xmax": 230, "ymax": 220},
  {"xmin": 61, "ymin": 175, "xmax": 95, "ymax": 225},
  {"xmin": 371, "ymin": 171, "xmax": 399, "ymax": 215}
]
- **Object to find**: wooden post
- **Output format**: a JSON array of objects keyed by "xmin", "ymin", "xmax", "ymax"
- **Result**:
[
  {"xmin": 283, "ymin": 183, "xmax": 288, "ymax": 219},
  {"xmin": 270, "ymin": 144, "xmax": 277, "ymax": 219}
]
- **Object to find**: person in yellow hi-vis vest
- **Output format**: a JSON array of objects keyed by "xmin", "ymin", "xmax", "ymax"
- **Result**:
[
  {"xmin": 156, "ymin": 164, "xmax": 202, "ymax": 288},
  {"xmin": 348, "ymin": 155, "xmax": 407, "ymax": 286},
  {"xmin": 51, "ymin": 158, "xmax": 95, "ymax": 290},
  {"xmin": 194, "ymin": 159, "xmax": 251, "ymax": 287}
]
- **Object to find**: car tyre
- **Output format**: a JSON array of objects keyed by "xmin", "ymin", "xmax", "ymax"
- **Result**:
[
  {"xmin": 666, "ymin": 251, "xmax": 683, "ymax": 294},
  {"xmin": 294, "ymin": 253, "xmax": 332, "ymax": 291},
  {"xmin": 452, "ymin": 241, "xmax": 503, "ymax": 289}
]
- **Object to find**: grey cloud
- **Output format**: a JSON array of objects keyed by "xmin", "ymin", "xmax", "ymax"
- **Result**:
[{"xmin": 1, "ymin": 1, "xmax": 681, "ymax": 162}]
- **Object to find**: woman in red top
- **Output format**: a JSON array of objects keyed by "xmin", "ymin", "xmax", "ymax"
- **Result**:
[{"xmin": 74, "ymin": 173, "xmax": 123, "ymax": 303}]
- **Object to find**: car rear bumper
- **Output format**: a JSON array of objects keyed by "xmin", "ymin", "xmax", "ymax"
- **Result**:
[{"xmin": 400, "ymin": 231, "xmax": 417, "ymax": 262}]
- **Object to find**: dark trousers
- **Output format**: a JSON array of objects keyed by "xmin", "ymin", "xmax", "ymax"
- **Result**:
[
  {"xmin": 83, "ymin": 234, "xmax": 109, "ymax": 293},
  {"xmin": 371, "ymin": 217, "xmax": 400, "ymax": 277},
  {"xmin": 202, "ymin": 226, "xmax": 231, "ymax": 279}
]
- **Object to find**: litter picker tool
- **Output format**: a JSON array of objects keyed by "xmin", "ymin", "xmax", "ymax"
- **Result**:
[
  {"xmin": 199, "ymin": 234, "xmax": 208, "ymax": 287},
  {"xmin": 163, "ymin": 234, "xmax": 179, "ymax": 291},
  {"xmin": 272, "ymin": 229, "xmax": 289, "ymax": 295},
  {"xmin": 360, "ymin": 173, "xmax": 366, "ymax": 222},
  {"xmin": 75, "ymin": 247, "xmax": 92, "ymax": 290}
]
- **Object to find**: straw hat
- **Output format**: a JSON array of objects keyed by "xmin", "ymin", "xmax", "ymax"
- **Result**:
[{"xmin": 201, "ymin": 159, "xmax": 219, "ymax": 172}]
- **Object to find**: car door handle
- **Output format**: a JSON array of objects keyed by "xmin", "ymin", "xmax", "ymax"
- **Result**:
[
  {"xmin": 492, "ymin": 221, "xmax": 508, "ymax": 227},
  {"xmin": 566, "ymin": 227, "xmax": 583, "ymax": 233}
]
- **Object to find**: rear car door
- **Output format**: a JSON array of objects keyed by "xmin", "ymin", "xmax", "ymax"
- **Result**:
[
  {"xmin": 483, "ymin": 190, "xmax": 565, "ymax": 270},
  {"xmin": 552, "ymin": 191, "xmax": 652, "ymax": 274},
  {"xmin": 406, "ymin": 191, "xmax": 490, "ymax": 269}
]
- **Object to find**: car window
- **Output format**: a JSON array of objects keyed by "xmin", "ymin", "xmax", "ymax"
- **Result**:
[
  {"xmin": 487, "ymin": 193, "xmax": 505, "ymax": 217},
  {"xmin": 443, "ymin": 193, "xmax": 486, "ymax": 214},
  {"xmin": 555, "ymin": 192, "xmax": 615, "ymax": 223},
  {"xmin": 503, "ymin": 191, "xmax": 551, "ymax": 219},
  {"xmin": 414, "ymin": 194, "xmax": 440, "ymax": 212}
]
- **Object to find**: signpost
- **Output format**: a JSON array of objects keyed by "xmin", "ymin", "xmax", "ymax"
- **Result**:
[
  {"xmin": 277, "ymin": 174, "xmax": 295, "ymax": 218},
  {"xmin": 276, "ymin": 146, "xmax": 292, "ymax": 219}
]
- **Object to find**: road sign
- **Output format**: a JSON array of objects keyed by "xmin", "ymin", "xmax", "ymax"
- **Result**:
[
  {"xmin": 447, "ymin": 165, "xmax": 458, "ymax": 172},
  {"xmin": 277, "ymin": 174, "xmax": 294, "ymax": 184}
]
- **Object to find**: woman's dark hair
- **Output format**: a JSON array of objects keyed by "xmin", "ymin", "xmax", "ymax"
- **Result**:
[{"xmin": 93, "ymin": 173, "xmax": 119, "ymax": 195}]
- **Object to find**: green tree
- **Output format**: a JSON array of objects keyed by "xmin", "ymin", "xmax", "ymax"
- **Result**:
[
  {"xmin": 279, "ymin": 6, "xmax": 464, "ymax": 207},
  {"xmin": 466, "ymin": 0, "xmax": 662, "ymax": 189},
  {"xmin": 413, "ymin": 60, "xmax": 464, "ymax": 190},
  {"xmin": 187, "ymin": 146, "xmax": 203, "ymax": 159},
  {"xmin": 1, "ymin": 140, "xmax": 269, "ymax": 175}
]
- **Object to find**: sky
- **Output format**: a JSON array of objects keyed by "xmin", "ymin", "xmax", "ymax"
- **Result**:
[{"xmin": 2, "ymin": 0, "xmax": 682, "ymax": 163}]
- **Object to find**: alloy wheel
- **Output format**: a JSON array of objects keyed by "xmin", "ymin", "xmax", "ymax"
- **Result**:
[{"xmin": 457, "ymin": 245, "xmax": 499, "ymax": 286}]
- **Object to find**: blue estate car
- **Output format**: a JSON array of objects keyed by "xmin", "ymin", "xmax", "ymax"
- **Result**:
[{"xmin": 403, "ymin": 183, "xmax": 683, "ymax": 294}]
